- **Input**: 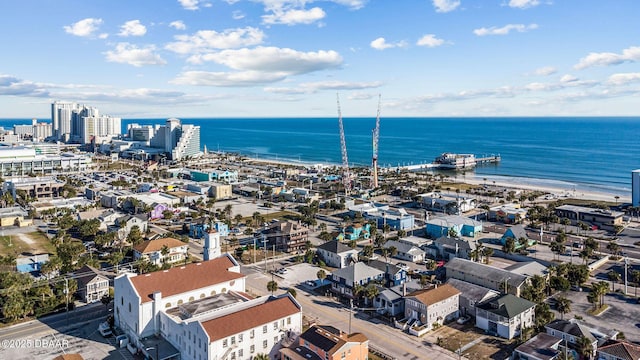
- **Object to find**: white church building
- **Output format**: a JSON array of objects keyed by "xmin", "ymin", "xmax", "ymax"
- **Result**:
[{"xmin": 114, "ymin": 232, "xmax": 303, "ymax": 360}]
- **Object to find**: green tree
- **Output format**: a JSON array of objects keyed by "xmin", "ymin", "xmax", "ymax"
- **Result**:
[
  {"xmin": 109, "ymin": 252, "xmax": 124, "ymax": 273},
  {"xmin": 286, "ymin": 288, "xmax": 297, "ymax": 298},
  {"xmin": 78, "ymin": 219, "xmax": 101, "ymax": 239},
  {"xmin": 316, "ymin": 269, "xmax": 326, "ymax": 282},
  {"xmin": 481, "ymin": 247, "xmax": 493, "ymax": 264},
  {"xmin": 607, "ymin": 270, "xmax": 621, "ymax": 291},
  {"xmin": 160, "ymin": 245, "xmax": 170, "ymax": 264},
  {"xmin": 555, "ymin": 296, "xmax": 572, "ymax": 320},
  {"xmin": 576, "ymin": 335, "xmax": 595, "ymax": 360},
  {"xmin": 253, "ymin": 354, "xmax": 269, "ymax": 360},
  {"xmin": 127, "ymin": 225, "xmax": 143, "ymax": 245},
  {"xmin": 534, "ymin": 303, "xmax": 555, "ymax": 331},
  {"xmin": 503, "ymin": 237, "xmax": 516, "ymax": 254},
  {"xmin": 364, "ymin": 284, "xmax": 379, "ymax": 305},
  {"xmin": 606, "ymin": 241, "xmax": 620, "ymax": 257},
  {"xmin": 267, "ymin": 280, "xmax": 278, "ymax": 295},
  {"xmin": 631, "ymin": 270, "xmax": 640, "ymax": 298}
]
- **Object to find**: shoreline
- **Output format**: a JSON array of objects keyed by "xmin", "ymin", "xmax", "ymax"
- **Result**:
[{"xmin": 232, "ymin": 153, "xmax": 630, "ymax": 204}]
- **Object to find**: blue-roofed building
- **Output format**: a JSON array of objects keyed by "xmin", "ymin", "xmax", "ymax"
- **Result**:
[
  {"xmin": 500, "ymin": 224, "xmax": 534, "ymax": 248},
  {"xmin": 425, "ymin": 215, "xmax": 482, "ymax": 239},
  {"xmin": 372, "ymin": 209, "xmax": 414, "ymax": 231},
  {"xmin": 189, "ymin": 221, "xmax": 229, "ymax": 239}
]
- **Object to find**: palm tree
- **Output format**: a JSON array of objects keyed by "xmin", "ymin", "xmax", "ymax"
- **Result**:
[
  {"xmin": 555, "ymin": 296, "xmax": 572, "ymax": 320},
  {"xmin": 253, "ymin": 354, "xmax": 270, "ymax": 360},
  {"xmin": 267, "ymin": 280, "xmax": 278, "ymax": 295},
  {"xmin": 316, "ymin": 269, "xmax": 327, "ymax": 283},
  {"xmin": 160, "ymin": 245, "xmax": 170, "ymax": 264},
  {"xmin": 287, "ymin": 288, "xmax": 297, "ymax": 298},
  {"xmin": 503, "ymin": 237, "xmax": 516, "ymax": 254},
  {"xmin": 607, "ymin": 270, "xmax": 621, "ymax": 291},
  {"xmin": 364, "ymin": 284, "xmax": 379, "ymax": 305},
  {"xmin": 352, "ymin": 284, "xmax": 364, "ymax": 305},
  {"xmin": 631, "ymin": 270, "xmax": 640, "ymax": 298},
  {"xmin": 481, "ymin": 247, "xmax": 493, "ymax": 264},
  {"xmin": 576, "ymin": 335, "xmax": 595, "ymax": 360},
  {"xmin": 606, "ymin": 241, "xmax": 620, "ymax": 257}
]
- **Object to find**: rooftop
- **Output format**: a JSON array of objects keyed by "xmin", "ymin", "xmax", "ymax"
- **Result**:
[
  {"xmin": 133, "ymin": 237, "xmax": 186, "ymax": 254},
  {"xmin": 126, "ymin": 255, "xmax": 244, "ymax": 303},
  {"xmin": 201, "ymin": 294, "xmax": 300, "ymax": 341},
  {"xmin": 165, "ymin": 291, "xmax": 251, "ymax": 320},
  {"xmin": 444, "ymin": 258, "xmax": 528, "ymax": 289},
  {"xmin": 407, "ymin": 284, "xmax": 460, "ymax": 305},
  {"xmin": 477, "ymin": 294, "xmax": 536, "ymax": 319},
  {"xmin": 513, "ymin": 333, "xmax": 561, "ymax": 360}
]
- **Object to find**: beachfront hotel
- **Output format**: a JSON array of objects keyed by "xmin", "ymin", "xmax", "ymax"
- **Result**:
[
  {"xmin": 126, "ymin": 118, "xmax": 201, "ymax": 161},
  {"xmin": 0, "ymin": 145, "xmax": 90, "ymax": 176}
]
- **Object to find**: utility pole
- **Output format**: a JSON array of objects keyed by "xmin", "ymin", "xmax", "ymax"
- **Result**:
[
  {"xmin": 64, "ymin": 277, "xmax": 69, "ymax": 325},
  {"xmin": 253, "ymin": 237, "xmax": 256, "ymax": 264},
  {"xmin": 348, "ymin": 299, "xmax": 353, "ymax": 334},
  {"xmin": 624, "ymin": 256, "xmax": 629, "ymax": 295}
]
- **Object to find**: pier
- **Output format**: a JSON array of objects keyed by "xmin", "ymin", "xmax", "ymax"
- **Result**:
[{"xmin": 392, "ymin": 154, "xmax": 500, "ymax": 171}]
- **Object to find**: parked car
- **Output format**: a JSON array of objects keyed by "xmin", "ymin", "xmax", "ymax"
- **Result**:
[
  {"xmin": 457, "ymin": 316, "xmax": 471, "ymax": 325},
  {"xmin": 98, "ymin": 322, "xmax": 112, "ymax": 337},
  {"xmin": 396, "ymin": 262, "xmax": 409, "ymax": 271},
  {"xmin": 570, "ymin": 285, "xmax": 583, "ymax": 292}
]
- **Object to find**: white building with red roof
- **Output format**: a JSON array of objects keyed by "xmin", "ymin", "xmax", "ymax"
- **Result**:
[{"xmin": 114, "ymin": 254, "xmax": 303, "ymax": 360}]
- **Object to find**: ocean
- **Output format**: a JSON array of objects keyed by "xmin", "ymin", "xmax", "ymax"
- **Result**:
[{"xmin": 2, "ymin": 117, "xmax": 638, "ymax": 197}]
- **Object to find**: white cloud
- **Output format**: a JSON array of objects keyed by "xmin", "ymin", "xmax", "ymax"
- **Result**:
[
  {"xmin": 607, "ymin": 72, "xmax": 640, "ymax": 85},
  {"xmin": 232, "ymin": 11, "xmax": 246, "ymax": 20},
  {"xmin": 262, "ymin": 7, "xmax": 326, "ymax": 25},
  {"xmin": 165, "ymin": 27, "xmax": 265, "ymax": 54},
  {"xmin": 416, "ymin": 34, "xmax": 445, "ymax": 48},
  {"xmin": 118, "ymin": 20, "xmax": 147, "ymax": 37},
  {"xmin": 534, "ymin": 66, "xmax": 557, "ymax": 76},
  {"xmin": 473, "ymin": 23, "xmax": 538, "ymax": 36},
  {"xmin": 172, "ymin": 70, "xmax": 288, "ymax": 86},
  {"xmin": 0, "ymin": 74, "xmax": 49, "ymax": 97},
  {"xmin": 508, "ymin": 0, "xmax": 540, "ymax": 9},
  {"xmin": 432, "ymin": 0, "xmax": 460, "ymax": 13},
  {"xmin": 104, "ymin": 43, "xmax": 167, "ymax": 67},
  {"xmin": 63, "ymin": 18, "xmax": 104, "ymax": 37},
  {"xmin": 331, "ymin": 0, "xmax": 367, "ymax": 10},
  {"xmin": 370, "ymin": 37, "xmax": 407, "ymax": 50},
  {"xmin": 560, "ymin": 74, "xmax": 578, "ymax": 83},
  {"xmin": 265, "ymin": 80, "xmax": 382, "ymax": 94},
  {"xmin": 178, "ymin": 0, "xmax": 200, "ymax": 10},
  {"xmin": 187, "ymin": 46, "xmax": 342, "ymax": 74},
  {"xmin": 574, "ymin": 46, "xmax": 640, "ymax": 70},
  {"xmin": 169, "ymin": 20, "xmax": 187, "ymax": 30}
]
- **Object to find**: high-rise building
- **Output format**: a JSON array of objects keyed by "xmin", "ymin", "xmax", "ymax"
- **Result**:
[
  {"xmin": 172, "ymin": 123, "xmax": 200, "ymax": 161},
  {"xmin": 632, "ymin": 169, "xmax": 640, "ymax": 207},
  {"xmin": 51, "ymin": 101, "xmax": 78, "ymax": 140},
  {"xmin": 164, "ymin": 118, "xmax": 181, "ymax": 154}
]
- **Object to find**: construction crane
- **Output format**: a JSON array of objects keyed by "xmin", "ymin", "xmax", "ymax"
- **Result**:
[
  {"xmin": 337, "ymin": 94, "xmax": 351, "ymax": 196},
  {"xmin": 372, "ymin": 94, "xmax": 381, "ymax": 189}
]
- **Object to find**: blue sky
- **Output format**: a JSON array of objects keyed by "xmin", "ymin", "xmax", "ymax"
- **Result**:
[{"xmin": 1, "ymin": 0, "xmax": 639, "ymax": 118}]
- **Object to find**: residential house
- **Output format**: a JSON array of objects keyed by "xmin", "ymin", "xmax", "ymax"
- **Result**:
[
  {"xmin": 372, "ymin": 209, "xmax": 415, "ymax": 231},
  {"xmin": 315, "ymin": 241, "xmax": 359, "ymax": 269},
  {"xmin": 430, "ymin": 236, "xmax": 477, "ymax": 261},
  {"xmin": 70, "ymin": 265, "xmax": 110, "ymax": 303},
  {"xmin": 417, "ymin": 192, "xmax": 476, "ymax": 214},
  {"xmin": 500, "ymin": 224, "xmax": 533, "ymax": 248},
  {"xmin": 425, "ymin": 215, "xmax": 483, "ymax": 239},
  {"xmin": 344, "ymin": 223, "xmax": 371, "ymax": 241},
  {"xmin": 115, "ymin": 214, "xmax": 148, "ymax": 237},
  {"xmin": 382, "ymin": 240, "xmax": 425, "ymax": 263},
  {"xmin": 367, "ymin": 259, "xmax": 407, "ymax": 287},
  {"xmin": 597, "ymin": 339, "xmax": 640, "ymax": 360},
  {"xmin": 445, "ymin": 278, "xmax": 499, "ymax": 317},
  {"xmin": 489, "ymin": 204, "xmax": 527, "ymax": 224},
  {"xmin": 555, "ymin": 205, "xmax": 624, "ymax": 231},
  {"xmin": 330, "ymin": 262, "xmax": 385, "ymax": 300},
  {"xmin": 77, "ymin": 209, "xmax": 109, "ymax": 231},
  {"xmin": 133, "ymin": 237, "xmax": 189, "ymax": 266},
  {"xmin": 402, "ymin": 284, "xmax": 460, "ymax": 336},
  {"xmin": 476, "ymin": 294, "xmax": 536, "ymax": 339},
  {"xmin": 188, "ymin": 220, "xmax": 228, "ymax": 239},
  {"xmin": 373, "ymin": 280, "xmax": 424, "ymax": 318},
  {"xmin": 280, "ymin": 325, "xmax": 369, "ymax": 360},
  {"xmin": 115, "ymin": 255, "xmax": 303, "ymax": 360},
  {"xmin": 444, "ymin": 258, "xmax": 528, "ymax": 296},
  {"xmin": 150, "ymin": 203, "xmax": 172, "ymax": 220},
  {"xmin": 262, "ymin": 221, "xmax": 308, "ymax": 253},
  {"xmin": 512, "ymin": 332, "xmax": 562, "ymax": 360},
  {"xmin": 545, "ymin": 319, "xmax": 598, "ymax": 360}
]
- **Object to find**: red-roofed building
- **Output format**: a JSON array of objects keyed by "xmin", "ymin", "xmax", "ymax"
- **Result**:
[{"xmin": 114, "ymin": 254, "xmax": 303, "ymax": 360}]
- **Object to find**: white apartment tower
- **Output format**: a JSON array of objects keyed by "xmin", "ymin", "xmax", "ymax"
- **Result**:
[{"xmin": 51, "ymin": 101, "xmax": 78, "ymax": 140}]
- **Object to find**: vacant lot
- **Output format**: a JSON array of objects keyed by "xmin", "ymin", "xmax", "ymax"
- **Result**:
[
  {"xmin": 0, "ymin": 231, "xmax": 55, "ymax": 257},
  {"xmin": 426, "ymin": 323, "xmax": 516, "ymax": 360}
]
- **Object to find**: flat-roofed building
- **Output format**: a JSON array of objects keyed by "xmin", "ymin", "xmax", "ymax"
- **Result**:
[
  {"xmin": 555, "ymin": 204, "xmax": 624, "ymax": 231},
  {"xmin": 280, "ymin": 325, "xmax": 368, "ymax": 360},
  {"xmin": 444, "ymin": 258, "xmax": 527, "ymax": 296}
]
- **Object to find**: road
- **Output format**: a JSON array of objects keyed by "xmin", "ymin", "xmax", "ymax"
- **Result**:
[{"xmin": 242, "ymin": 264, "xmax": 464, "ymax": 360}]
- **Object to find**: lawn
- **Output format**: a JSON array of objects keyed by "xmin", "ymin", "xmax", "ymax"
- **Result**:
[{"xmin": 0, "ymin": 231, "xmax": 56, "ymax": 257}]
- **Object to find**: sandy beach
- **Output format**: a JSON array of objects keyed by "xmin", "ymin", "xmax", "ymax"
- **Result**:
[{"xmin": 233, "ymin": 153, "xmax": 630, "ymax": 204}]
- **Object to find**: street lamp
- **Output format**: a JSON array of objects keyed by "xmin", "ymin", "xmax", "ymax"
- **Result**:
[{"xmin": 146, "ymin": 346, "xmax": 159, "ymax": 360}]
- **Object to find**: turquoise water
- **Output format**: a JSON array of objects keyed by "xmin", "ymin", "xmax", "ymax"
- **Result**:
[{"xmin": 2, "ymin": 117, "xmax": 638, "ymax": 196}]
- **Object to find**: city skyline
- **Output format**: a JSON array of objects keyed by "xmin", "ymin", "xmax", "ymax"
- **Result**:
[{"xmin": 1, "ymin": 0, "xmax": 639, "ymax": 118}]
